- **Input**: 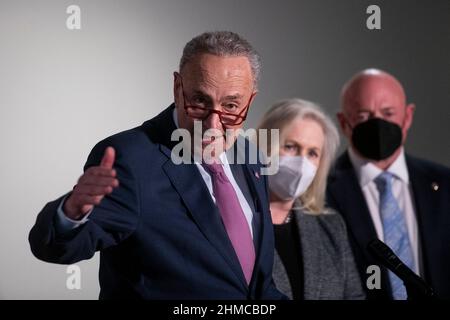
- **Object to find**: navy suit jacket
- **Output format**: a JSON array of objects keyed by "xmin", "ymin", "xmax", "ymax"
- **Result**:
[
  {"xmin": 29, "ymin": 104, "xmax": 284, "ymax": 300},
  {"xmin": 327, "ymin": 151, "xmax": 450, "ymax": 300}
]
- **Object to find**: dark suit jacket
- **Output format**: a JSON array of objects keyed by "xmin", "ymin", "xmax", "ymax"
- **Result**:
[
  {"xmin": 29, "ymin": 104, "xmax": 284, "ymax": 300},
  {"xmin": 327, "ymin": 151, "xmax": 450, "ymax": 300},
  {"xmin": 272, "ymin": 208, "xmax": 365, "ymax": 300}
]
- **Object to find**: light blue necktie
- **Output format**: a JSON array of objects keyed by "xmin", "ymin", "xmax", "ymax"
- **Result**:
[{"xmin": 374, "ymin": 171, "xmax": 415, "ymax": 300}]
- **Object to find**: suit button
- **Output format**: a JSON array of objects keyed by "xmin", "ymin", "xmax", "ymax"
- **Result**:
[{"xmin": 431, "ymin": 182, "xmax": 439, "ymax": 191}]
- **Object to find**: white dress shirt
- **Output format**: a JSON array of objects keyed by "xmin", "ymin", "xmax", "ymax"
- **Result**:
[
  {"xmin": 57, "ymin": 108, "xmax": 254, "ymax": 239},
  {"xmin": 348, "ymin": 147, "xmax": 421, "ymax": 275},
  {"xmin": 173, "ymin": 109, "xmax": 254, "ymax": 238}
]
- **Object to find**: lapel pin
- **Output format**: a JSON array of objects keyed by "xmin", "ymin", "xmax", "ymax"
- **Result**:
[{"xmin": 431, "ymin": 182, "xmax": 439, "ymax": 191}]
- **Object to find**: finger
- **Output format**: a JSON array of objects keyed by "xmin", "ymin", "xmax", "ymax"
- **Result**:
[
  {"xmin": 78, "ymin": 176, "xmax": 119, "ymax": 187},
  {"xmin": 86, "ymin": 166, "xmax": 117, "ymax": 177},
  {"xmin": 75, "ymin": 185, "xmax": 114, "ymax": 197},
  {"xmin": 100, "ymin": 146, "xmax": 115, "ymax": 169},
  {"xmin": 73, "ymin": 194, "xmax": 104, "ymax": 206}
]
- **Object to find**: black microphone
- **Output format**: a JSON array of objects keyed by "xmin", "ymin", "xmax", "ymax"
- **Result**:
[{"xmin": 367, "ymin": 239, "xmax": 435, "ymax": 299}]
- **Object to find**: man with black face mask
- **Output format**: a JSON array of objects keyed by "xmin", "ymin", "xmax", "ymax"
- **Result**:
[{"xmin": 326, "ymin": 68, "xmax": 450, "ymax": 300}]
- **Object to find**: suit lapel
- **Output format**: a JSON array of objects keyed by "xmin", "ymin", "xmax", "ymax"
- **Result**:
[
  {"xmin": 296, "ymin": 211, "xmax": 323, "ymax": 300},
  {"xmin": 246, "ymin": 162, "xmax": 268, "ymax": 281},
  {"xmin": 328, "ymin": 153, "xmax": 378, "ymax": 253},
  {"xmin": 143, "ymin": 104, "xmax": 248, "ymax": 290},
  {"xmin": 406, "ymin": 156, "xmax": 440, "ymax": 282},
  {"xmin": 272, "ymin": 250, "xmax": 293, "ymax": 299},
  {"xmin": 329, "ymin": 152, "xmax": 394, "ymax": 299},
  {"xmin": 161, "ymin": 157, "xmax": 248, "ymax": 289}
]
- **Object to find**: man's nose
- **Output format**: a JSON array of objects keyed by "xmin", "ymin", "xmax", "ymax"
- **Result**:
[
  {"xmin": 370, "ymin": 110, "xmax": 384, "ymax": 120},
  {"xmin": 204, "ymin": 110, "xmax": 222, "ymax": 129}
]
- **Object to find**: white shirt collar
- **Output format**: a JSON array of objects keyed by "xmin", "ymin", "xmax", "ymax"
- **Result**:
[{"xmin": 348, "ymin": 147, "xmax": 409, "ymax": 187}]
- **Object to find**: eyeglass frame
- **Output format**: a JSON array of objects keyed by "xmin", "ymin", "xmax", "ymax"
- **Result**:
[{"xmin": 179, "ymin": 76, "xmax": 255, "ymax": 127}]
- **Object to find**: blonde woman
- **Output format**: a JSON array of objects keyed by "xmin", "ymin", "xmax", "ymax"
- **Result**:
[{"xmin": 257, "ymin": 98, "xmax": 365, "ymax": 300}]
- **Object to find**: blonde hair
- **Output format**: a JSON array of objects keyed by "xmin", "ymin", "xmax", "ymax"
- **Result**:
[{"xmin": 256, "ymin": 98, "xmax": 340, "ymax": 214}]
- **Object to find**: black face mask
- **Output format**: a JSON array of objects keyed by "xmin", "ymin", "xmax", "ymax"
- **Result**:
[{"xmin": 351, "ymin": 118, "xmax": 403, "ymax": 161}]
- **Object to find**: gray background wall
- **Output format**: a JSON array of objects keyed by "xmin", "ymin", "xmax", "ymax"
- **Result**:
[{"xmin": 0, "ymin": 0, "xmax": 448, "ymax": 299}]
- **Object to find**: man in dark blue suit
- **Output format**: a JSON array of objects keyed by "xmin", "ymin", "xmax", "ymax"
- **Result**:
[
  {"xmin": 327, "ymin": 69, "xmax": 450, "ymax": 300},
  {"xmin": 29, "ymin": 31, "xmax": 284, "ymax": 299}
]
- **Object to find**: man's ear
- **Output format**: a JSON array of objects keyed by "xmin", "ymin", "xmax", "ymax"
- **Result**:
[
  {"xmin": 404, "ymin": 103, "xmax": 415, "ymax": 131},
  {"xmin": 173, "ymin": 72, "xmax": 181, "ymax": 106},
  {"xmin": 336, "ymin": 112, "xmax": 347, "ymax": 133}
]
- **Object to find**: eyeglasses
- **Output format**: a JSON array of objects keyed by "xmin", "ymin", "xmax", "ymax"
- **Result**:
[{"xmin": 179, "ymin": 78, "xmax": 254, "ymax": 126}]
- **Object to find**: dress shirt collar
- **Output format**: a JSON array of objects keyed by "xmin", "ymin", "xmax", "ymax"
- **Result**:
[{"xmin": 348, "ymin": 146, "xmax": 409, "ymax": 187}]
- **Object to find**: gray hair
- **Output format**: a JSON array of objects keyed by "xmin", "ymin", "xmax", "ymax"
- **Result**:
[
  {"xmin": 257, "ymin": 98, "xmax": 340, "ymax": 214},
  {"xmin": 179, "ymin": 31, "xmax": 261, "ymax": 88}
]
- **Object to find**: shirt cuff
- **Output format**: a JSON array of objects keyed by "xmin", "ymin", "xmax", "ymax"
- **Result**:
[{"xmin": 55, "ymin": 195, "xmax": 92, "ymax": 233}]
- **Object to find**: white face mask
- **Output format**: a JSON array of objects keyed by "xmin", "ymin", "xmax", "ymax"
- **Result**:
[{"xmin": 268, "ymin": 156, "xmax": 317, "ymax": 200}]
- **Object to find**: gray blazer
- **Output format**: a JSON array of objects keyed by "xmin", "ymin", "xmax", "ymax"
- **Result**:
[{"xmin": 273, "ymin": 208, "xmax": 366, "ymax": 300}]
